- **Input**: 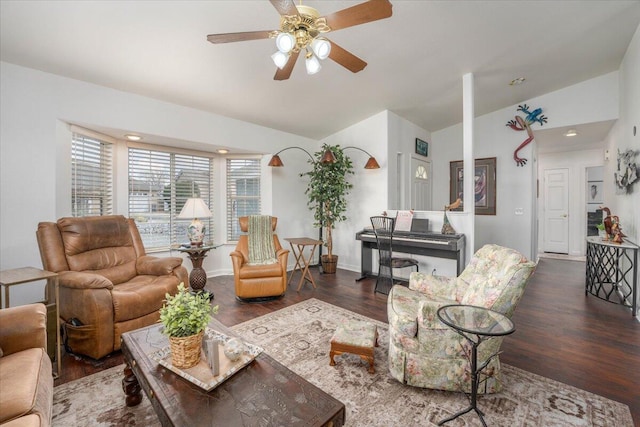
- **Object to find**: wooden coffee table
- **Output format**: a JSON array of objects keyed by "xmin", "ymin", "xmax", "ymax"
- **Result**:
[{"xmin": 121, "ymin": 318, "xmax": 345, "ymax": 427}]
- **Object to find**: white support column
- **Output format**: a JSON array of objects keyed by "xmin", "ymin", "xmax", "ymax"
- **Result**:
[{"xmin": 463, "ymin": 73, "xmax": 475, "ymax": 256}]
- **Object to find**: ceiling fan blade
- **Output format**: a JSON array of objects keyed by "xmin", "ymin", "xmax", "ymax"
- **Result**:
[
  {"xmin": 323, "ymin": 0, "xmax": 392, "ymax": 32},
  {"xmin": 328, "ymin": 41, "xmax": 367, "ymax": 73},
  {"xmin": 269, "ymin": 0, "xmax": 299, "ymax": 16},
  {"xmin": 207, "ymin": 31, "xmax": 273, "ymax": 44},
  {"xmin": 274, "ymin": 51, "xmax": 300, "ymax": 81}
]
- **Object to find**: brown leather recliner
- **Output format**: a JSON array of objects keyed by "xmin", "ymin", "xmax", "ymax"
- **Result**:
[
  {"xmin": 230, "ymin": 216, "xmax": 289, "ymax": 300},
  {"xmin": 36, "ymin": 215, "xmax": 188, "ymax": 359},
  {"xmin": 0, "ymin": 303, "xmax": 53, "ymax": 426}
]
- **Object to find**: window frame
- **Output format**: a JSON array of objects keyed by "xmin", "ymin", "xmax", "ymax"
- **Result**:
[
  {"xmin": 226, "ymin": 157, "xmax": 262, "ymax": 242},
  {"xmin": 127, "ymin": 141, "xmax": 215, "ymax": 252},
  {"xmin": 70, "ymin": 126, "xmax": 114, "ymax": 217}
]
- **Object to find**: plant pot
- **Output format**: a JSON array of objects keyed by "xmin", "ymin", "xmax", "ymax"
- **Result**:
[
  {"xmin": 169, "ymin": 330, "xmax": 204, "ymax": 369},
  {"xmin": 321, "ymin": 255, "xmax": 338, "ymax": 274}
]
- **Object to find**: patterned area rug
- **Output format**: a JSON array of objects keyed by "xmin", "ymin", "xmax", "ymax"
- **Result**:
[{"xmin": 52, "ymin": 298, "xmax": 633, "ymax": 426}]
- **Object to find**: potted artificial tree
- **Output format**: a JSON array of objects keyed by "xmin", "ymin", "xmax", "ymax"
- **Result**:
[
  {"xmin": 159, "ymin": 283, "xmax": 218, "ymax": 368},
  {"xmin": 302, "ymin": 144, "xmax": 354, "ymax": 274}
]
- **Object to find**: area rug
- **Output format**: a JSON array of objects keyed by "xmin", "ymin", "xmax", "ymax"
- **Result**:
[{"xmin": 52, "ymin": 298, "xmax": 633, "ymax": 426}]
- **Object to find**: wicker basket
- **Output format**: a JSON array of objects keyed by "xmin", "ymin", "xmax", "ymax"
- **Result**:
[{"xmin": 169, "ymin": 331, "xmax": 204, "ymax": 369}]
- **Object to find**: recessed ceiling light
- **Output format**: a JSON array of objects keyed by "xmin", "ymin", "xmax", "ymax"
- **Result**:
[
  {"xmin": 509, "ymin": 77, "xmax": 526, "ymax": 86},
  {"xmin": 564, "ymin": 129, "xmax": 578, "ymax": 137},
  {"xmin": 125, "ymin": 134, "xmax": 142, "ymax": 141},
  {"xmin": 217, "ymin": 149, "xmax": 229, "ymax": 154}
]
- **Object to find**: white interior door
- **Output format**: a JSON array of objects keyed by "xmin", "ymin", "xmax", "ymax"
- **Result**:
[
  {"xmin": 410, "ymin": 157, "xmax": 431, "ymax": 210},
  {"xmin": 543, "ymin": 168, "xmax": 569, "ymax": 253}
]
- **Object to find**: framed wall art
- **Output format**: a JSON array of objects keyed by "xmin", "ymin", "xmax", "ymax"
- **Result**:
[
  {"xmin": 587, "ymin": 181, "xmax": 603, "ymax": 204},
  {"xmin": 415, "ymin": 138, "xmax": 428, "ymax": 157},
  {"xmin": 449, "ymin": 157, "xmax": 497, "ymax": 215}
]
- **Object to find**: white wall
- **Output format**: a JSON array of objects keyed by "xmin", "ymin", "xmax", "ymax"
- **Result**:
[
  {"xmin": 318, "ymin": 110, "xmax": 434, "ymax": 274},
  {"xmin": 603, "ymin": 23, "xmax": 640, "ymax": 316},
  {"xmin": 0, "ymin": 61, "xmax": 316, "ymax": 305},
  {"xmin": 431, "ymin": 72, "xmax": 619, "ymax": 260},
  {"xmin": 319, "ymin": 111, "xmax": 390, "ymax": 273},
  {"xmin": 387, "ymin": 111, "xmax": 432, "ymax": 210}
]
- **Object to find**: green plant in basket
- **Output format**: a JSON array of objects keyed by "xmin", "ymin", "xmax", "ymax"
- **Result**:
[{"xmin": 159, "ymin": 283, "xmax": 218, "ymax": 338}]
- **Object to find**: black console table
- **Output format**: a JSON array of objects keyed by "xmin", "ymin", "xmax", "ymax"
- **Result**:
[{"xmin": 585, "ymin": 236, "xmax": 638, "ymax": 317}]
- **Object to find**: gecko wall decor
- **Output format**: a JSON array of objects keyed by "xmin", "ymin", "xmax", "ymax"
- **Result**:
[{"xmin": 506, "ymin": 104, "xmax": 548, "ymax": 166}]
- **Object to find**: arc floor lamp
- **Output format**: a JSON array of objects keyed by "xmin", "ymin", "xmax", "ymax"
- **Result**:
[{"xmin": 268, "ymin": 145, "xmax": 380, "ymax": 271}]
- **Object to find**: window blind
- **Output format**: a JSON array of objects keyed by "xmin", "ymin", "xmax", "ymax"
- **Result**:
[
  {"xmin": 128, "ymin": 147, "xmax": 214, "ymax": 251},
  {"xmin": 71, "ymin": 132, "xmax": 113, "ymax": 217},
  {"xmin": 226, "ymin": 158, "xmax": 261, "ymax": 241}
]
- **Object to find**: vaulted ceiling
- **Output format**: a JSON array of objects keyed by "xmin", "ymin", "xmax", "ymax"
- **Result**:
[{"xmin": 1, "ymin": 1, "xmax": 639, "ymax": 141}]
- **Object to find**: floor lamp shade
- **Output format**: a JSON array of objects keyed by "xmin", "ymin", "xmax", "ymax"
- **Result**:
[{"xmin": 178, "ymin": 198, "xmax": 212, "ymax": 245}]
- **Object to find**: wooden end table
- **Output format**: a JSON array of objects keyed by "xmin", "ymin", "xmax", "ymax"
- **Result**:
[
  {"xmin": 120, "ymin": 318, "xmax": 345, "ymax": 426},
  {"xmin": 284, "ymin": 237, "xmax": 322, "ymax": 291},
  {"xmin": 0, "ymin": 267, "xmax": 61, "ymax": 378}
]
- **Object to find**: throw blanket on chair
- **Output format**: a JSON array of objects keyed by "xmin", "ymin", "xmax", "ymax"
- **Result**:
[{"xmin": 248, "ymin": 215, "xmax": 277, "ymax": 265}]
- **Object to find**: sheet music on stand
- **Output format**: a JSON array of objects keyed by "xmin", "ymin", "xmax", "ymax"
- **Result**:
[{"xmin": 394, "ymin": 210, "xmax": 414, "ymax": 232}]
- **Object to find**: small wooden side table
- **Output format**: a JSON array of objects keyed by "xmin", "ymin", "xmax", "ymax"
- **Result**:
[
  {"xmin": 0, "ymin": 267, "xmax": 61, "ymax": 378},
  {"xmin": 284, "ymin": 237, "xmax": 323, "ymax": 291},
  {"xmin": 173, "ymin": 244, "xmax": 222, "ymax": 300}
]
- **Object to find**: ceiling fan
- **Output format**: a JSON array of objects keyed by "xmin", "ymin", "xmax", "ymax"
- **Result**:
[{"xmin": 207, "ymin": 0, "xmax": 393, "ymax": 80}]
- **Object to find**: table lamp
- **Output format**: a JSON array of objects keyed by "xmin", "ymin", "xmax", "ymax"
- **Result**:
[{"xmin": 177, "ymin": 198, "xmax": 212, "ymax": 246}]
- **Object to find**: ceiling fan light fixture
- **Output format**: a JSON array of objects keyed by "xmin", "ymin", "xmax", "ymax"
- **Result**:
[
  {"xmin": 275, "ymin": 32, "xmax": 295, "ymax": 53},
  {"xmin": 305, "ymin": 53, "xmax": 321, "ymax": 75},
  {"xmin": 311, "ymin": 38, "xmax": 331, "ymax": 60},
  {"xmin": 272, "ymin": 51, "xmax": 289, "ymax": 69}
]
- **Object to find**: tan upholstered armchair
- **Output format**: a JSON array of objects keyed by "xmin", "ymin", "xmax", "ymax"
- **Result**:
[
  {"xmin": 230, "ymin": 216, "xmax": 289, "ymax": 300},
  {"xmin": 0, "ymin": 303, "xmax": 53, "ymax": 426},
  {"xmin": 36, "ymin": 215, "xmax": 188, "ymax": 359},
  {"xmin": 387, "ymin": 244, "xmax": 536, "ymax": 393}
]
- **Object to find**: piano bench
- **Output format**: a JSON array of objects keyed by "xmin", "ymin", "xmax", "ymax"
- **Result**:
[{"xmin": 329, "ymin": 320, "xmax": 378, "ymax": 374}]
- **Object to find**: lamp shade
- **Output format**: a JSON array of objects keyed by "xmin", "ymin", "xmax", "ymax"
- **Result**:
[
  {"xmin": 268, "ymin": 154, "xmax": 284, "ymax": 167},
  {"xmin": 364, "ymin": 157, "xmax": 381, "ymax": 169},
  {"xmin": 311, "ymin": 38, "xmax": 331, "ymax": 60},
  {"xmin": 275, "ymin": 32, "xmax": 295, "ymax": 53},
  {"xmin": 271, "ymin": 51, "xmax": 289, "ymax": 69},
  {"xmin": 305, "ymin": 54, "xmax": 321, "ymax": 75},
  {"xmin": 178, "ymin": 198, "xmax": 212, "ymax": 219},
  {"xmin": 320, "ymin": 148, "xmax": 337, "ymax": 164}
]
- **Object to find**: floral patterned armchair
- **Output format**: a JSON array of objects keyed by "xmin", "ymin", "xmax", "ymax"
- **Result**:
[{"xmin": 387, "ymin": 244, "xmax": 536, "ymax": 393}]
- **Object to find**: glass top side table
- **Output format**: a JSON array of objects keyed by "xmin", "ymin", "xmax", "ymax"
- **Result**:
[{"xmin": 436, "ymin": 304, "xmax": 515, "ymax": 427}]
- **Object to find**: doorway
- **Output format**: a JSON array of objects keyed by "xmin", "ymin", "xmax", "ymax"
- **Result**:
[
  {"xmin": 410, "ymin": 156, "xmax": 432, "ymax": 210},
  {"xmin": 542, "ymin": 168, "xmax": 569, "ymax": 254}
]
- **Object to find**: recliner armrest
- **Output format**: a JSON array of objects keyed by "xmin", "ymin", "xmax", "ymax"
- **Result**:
[
  {"xmin": 276, "ymin": 248, "xmax": 289, "ymax": 261},
  {"xmin": 0, "ymin": 303, "xmax": 47, "ymax": 355},
  {"xmin": 136, "ymin": 255, "xmax": 182, "ymax": 276},
  {"xmin": 58, "ymin": 270, "xmax": 113, "ymax": 290},
  {"xmin": 418, "ymin": 298, "xmax": 458, "ymax": 330},
  {"xmin": 230, "ymin": 250, "xmax": 246, "ymax": 271}
]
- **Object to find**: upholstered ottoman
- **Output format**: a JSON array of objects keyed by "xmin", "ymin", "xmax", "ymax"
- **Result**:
[{"xmin": 329, "ymin": 320, "xmax": 378, "ymax": 374}]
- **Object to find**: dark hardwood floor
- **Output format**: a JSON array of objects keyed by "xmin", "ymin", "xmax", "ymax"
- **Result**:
[{"xmin": 55, "ymin": 258, "xmax": 640, "ymax": 425}]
